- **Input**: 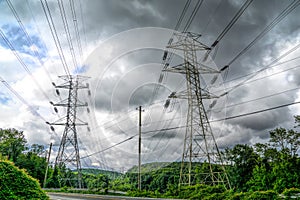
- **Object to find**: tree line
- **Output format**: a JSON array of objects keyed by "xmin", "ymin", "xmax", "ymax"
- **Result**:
[{"xmin": 0, "ymin": 116, "xmax": 300, "ymax": 199}]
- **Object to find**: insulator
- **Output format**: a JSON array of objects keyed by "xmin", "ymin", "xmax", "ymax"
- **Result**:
[
  {"xmin": 210, "ymin": 75, "xmax": 218, "ymax": 85},
  {"xmin": 169, "ymin": 92, "xmax": 176, "ymax": 98},
  {"xmin": 162, "ymin": 51, "xmax": 168, "ymax": 61},
  {"xmin": 87, "ymin": 108, "xmax": 90, "ymax": 113},
  {"xmin": 168, "ymin": 38, "xmax": 173, "ymax": 44},
  {"xmin": 56, "ymin": 89, "xmax": 60, "ymax": 96},
  {"xmin": 88, "ymin": 90, "xmax": 91, "ymax": 96},
  {"xmin": 170, "ymin": 100, "xmax": 176, "ymax": 111},
  {"xmin": 209, "ymin": 100, "xmax": 217, "ymax": 109},
  {"xmin": 50, "ymin": 126, "xmax": 55, "ymax": 132},
  {"xmin": 52, "ymin": 82, "xmax": 56, "ymax": 87},
  {"xmin": 164, "ymin": 63, "xmax": 170, "ymax": 69},
  {"xmin": 164, "ymin": 99, "xmax": 170, "ymax": 109},
  {"xmin": 85, "ymin": 102, "xmax": 88, "ymax": 106},
  {"xmin": 86, "ymin": 83, "xmax": 89, "ymax": 88},
  {"xmin": 54, "ymin": 107, "xmax": 58, "ymax": 113},
  {"xmin": 158, "ymin": 74, "xmax": 164, "ymax": 83},
  {"xmin": 211, "ymin": 40, "xmax": 219, "ymax": 47},
  {"xmin": 87, "ymin": 127, "xmax": 90, "ymax": 132},
  {"xmin": 49, "ymin": 101, "xmax": 54, "ymax": 105},
  {"xmin": 220, "ymin": 65, "xmax": 229, "ymax": 71},
  {"xmin": 46, "ymin": 121, "xmax": 50, "ymax": 125}
]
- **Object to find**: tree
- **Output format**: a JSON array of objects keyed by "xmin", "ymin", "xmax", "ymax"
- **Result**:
[
  {"xmin": 0, "ymin": 128, "xmax": 26, "ymax": 162},
  {"xmin": 269, "ymin": 127, "xmax": 300, "ymax": 157},
  {"xmin": 46, "ymin": 166, "xmax": 61, "ymax": 188},
  {"xmin": 247, "ymin": 123, "xmax": 300, "ymax": 192},
  {"xmin": 14, "ymin": 151, "xmax": 47, "ymax": 184},
  {"xmin": 86, "ymin": 174, "xmax": 109, "ymax": 192},
  {"xmin": 224, "ymin": 144, "xmax": 259, "ymax": 191}
]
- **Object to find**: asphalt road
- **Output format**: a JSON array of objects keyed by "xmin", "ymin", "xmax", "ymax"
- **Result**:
[{"xmin": 47, "ymin": 192, "xmax": 176, "ymax": 200}]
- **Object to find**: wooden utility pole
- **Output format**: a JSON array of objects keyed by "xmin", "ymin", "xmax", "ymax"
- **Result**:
[
  {"xmin": 137, "ymin": 106, "xmax": 143, "ymax": 190},
  {"xmin": 43, "ymin": 142, "xmax": 52, "ymax": 188}
]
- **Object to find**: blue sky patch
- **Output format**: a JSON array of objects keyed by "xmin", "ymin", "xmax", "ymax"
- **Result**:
[
  {"xmin": 0, "ymin": 92, "xmax": 11, "ymax": 104},
  {"xmin": 0, "ymin": 24, "xmax": 48, "ymax": 62},
  {"xmin": 74, "ymin": 65, "xmax": 88, "ymax": 74}
]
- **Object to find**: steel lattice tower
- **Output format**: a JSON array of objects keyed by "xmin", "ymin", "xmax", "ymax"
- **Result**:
[
  {"xmin": 164, "ymin": 32, "xmax": 230, "ymax": 188},
  {"xmin": 50, "ymin": 75, "xmax": 89, "ymax": 188}
]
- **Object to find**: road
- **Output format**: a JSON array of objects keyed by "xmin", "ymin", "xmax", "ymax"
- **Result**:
[{"xmin": 48, "ymin": 192, "xmax": 176, "ymax": 200}]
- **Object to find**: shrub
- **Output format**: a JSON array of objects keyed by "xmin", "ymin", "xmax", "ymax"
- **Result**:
[
  {"xmin": 0, "ymin": 160, "xmax": 48, "ymax": 199},
  {"xmin": 282, "ymin": 188, "xmax": 300, "ymax": 198},
  {"xmin": 246, "ymin": 190, "xmax": 278, "ymax": 200}
]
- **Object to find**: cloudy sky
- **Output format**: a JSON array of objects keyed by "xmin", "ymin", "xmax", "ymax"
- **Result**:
[{"xmin": 0, "ymin": 0, "xmax": 300, "ymax": 171}]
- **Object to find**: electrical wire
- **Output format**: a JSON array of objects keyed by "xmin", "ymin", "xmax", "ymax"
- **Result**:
[
  {"xmin": 6, "ymin": 0, "xmax": 53, "ymax": 83},
  {"xmin": 79, "ymin": 96, "xmax": 300, "ymax": 160},
  {"xmin": 0, "ymin": 29, "xmax": 51, "ymax": 101},
  {"xmin": 78, "ymin": 0, "xmax": 87, "ymax": 50},
  {"xmin": 211, "ymin": 100, "xmax": 300, "ymax": 123},
  {"xmin": 201, "ymin": 0, "xmax": 224, "ymax": 35},
  {"xmin": 143, "ymin": 100, "xmax": 300, "ymax": 134},
  {"xmin": 210, "ymin": 53, "xmax": 300, "ymax": 91},
  {"xmin": 224, "ymin": 41, "xmax": 300, "ymax": 94},
  {"xmin": 81, "ymin": 135, "xmax": 137, "ymax": 159},
  {"xmin": 215, "ymin": 62, "xmax": 300, "ymax": 95},
  {"xmin": 204, "ymin": 0, "xmax": 253, "ymax": 58},
  {"xmin": 0, "ymin": 76, "xmax": 46, "ymax": 121},
  {"xmin": 69, "ymin": 0, "xmax": 84, "ymax": 67},
  {"xmin": 174, "ymin": 0, "xmax": 191, "ymax": 31},
  {"xmin": 40, "ymin": 0, "xmax": 71, "ymax": 76},
  {"xmin": 57, "ymin": 0, "xmax": 79, "ymax": 74},
  {"xmin": 182, "ymin": 0, "xmax": 204, "ymax": 31},
  {"xmin": 212, "ymin": 86, "xmax": 300, "ymax": 112},
  {"xmin": 227, "ymin": 0, "xmax": 300, "ymax": 67}
]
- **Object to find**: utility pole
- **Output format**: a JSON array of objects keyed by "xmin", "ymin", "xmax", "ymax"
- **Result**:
[
  {"xmin": 43, "ymin": 142, "xmax": 52, "ymax": 188},
  {"xmin": 48, "ymin": 75, "xmax": 90, "ymax": 188},
  {"xmin": 137, "ymin": 105, "xmax": 143, "ymax": 190},
  {"xmin": 164, "ymin": 32, "xmax": 230, "ymax": 188}
]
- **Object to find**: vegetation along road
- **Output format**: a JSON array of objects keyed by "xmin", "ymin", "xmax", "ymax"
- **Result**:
[{"xmin": 48, "ymin": 192, "xmax": 177, "ymax": 200}]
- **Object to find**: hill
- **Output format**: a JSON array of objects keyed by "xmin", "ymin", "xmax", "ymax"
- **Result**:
[{"xmin": 81, "ymin": 168, "xmax": 122, "ymax": 179}]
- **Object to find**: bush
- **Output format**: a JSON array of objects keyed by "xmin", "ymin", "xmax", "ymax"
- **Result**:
[
  {"xmin": 247, "ymin": 190, "xmax": 278, "ymax": 200},
  {"xmin": 188, "ymin": 185, "xmax": 226, "ymax": 199},
  {"xmin": 282, "ymin": 188, "xmax": 300, "ymax": 198},
  {"xmin": 126, "ymin": 190, "xmax": 160, "ymax": 198},
  {"xmin": 0, "ymin": 160, "xmax": 48, "ymax": 199},
  {"xmin": 229, "ymin": 192, "xmax": 248, "ymax": 200}
]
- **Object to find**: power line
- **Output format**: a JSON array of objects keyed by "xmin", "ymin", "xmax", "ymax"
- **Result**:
[
  {"xmin": 6, "ymin": 0, "xmax": 53, "ymax": 83},
  {"xmin": 40, "ymin": 0, "xmax": 71, "ymax": 76},
  {"xmin": 183, "ymin": 0, "xmax": 204, "ymax": 31},
  {"xmin": 212, "ymin": 86, "xmax": 300, "ymax": 112},
  {"xmin": 78, "ymin": 0, "xmax": 87, "ymax": 50},
  {"xmin": 174, "ymin": 0, "xmax": 191, "ymax": 31},
  {"xmin": 226, "ymin": 0, "xmax": 300, "ymax": 67},
  {"xmin": 206, "ymin": 0, "xmax": 253, "ymax": 54},
  {"xmin": 211, "ymin": 100, "xmax": 300, "ymax": 123},
  {"xmin": 0, "ymin": 76, "xmax": 46, "ymax": 121},
  {"xmin": 213, "ymin": 60, "xmax": 300, "ymax": 95},
  {"xmin": 224, "ymin": 41, "xmax": 300, "ymax": 94},
  {"xmin": 69, "ymin": 0, "xmax": 84, "ymax": 68},
  {"xmin": 57, "ymin": 0, "xmax": 79, "ymax": 73},
  {"xmin": 143, "ymin": 100, "xmax": 300, "ymax": 134},
  {"xmin": 81, "ymin": 135, "xmax": 136, "ymax": 159},
  {"xmin": 79, "ymin": 99, "xmax": 300, "ymax": 159},
  {"xmin": 212, "ymin": 54, "xmax": 300, "ymax": 89},
  {"xmin": 201, "ymin": 0, "xmax": 224, "ymax": 35},
  {"xmin": 0, "ymin": 29, "xmax": 51, "ymax": 101}
]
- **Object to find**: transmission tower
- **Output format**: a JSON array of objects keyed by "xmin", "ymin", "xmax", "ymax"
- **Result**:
[
  {"xmin": 164, "ymin": 32, "xmax": 230, "ymax": 188},
  {"xmin": 49, "ymin": 75, "xmax": 89, "ymax": 188}
]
